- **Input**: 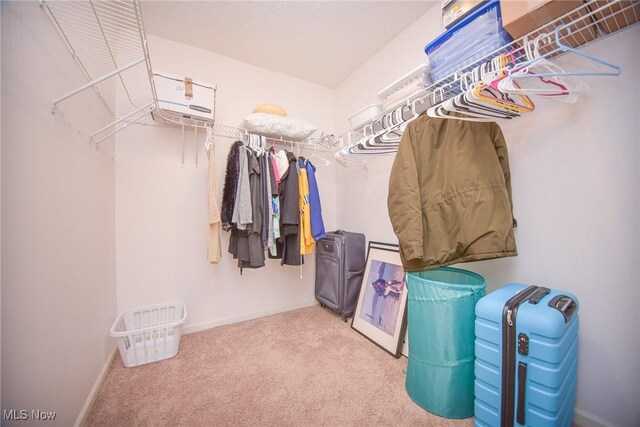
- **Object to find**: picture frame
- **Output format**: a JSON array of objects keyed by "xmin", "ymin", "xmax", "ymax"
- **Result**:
[{"xmin": 351, "ymin": 242, "xmax": 408, "ymax": 358}]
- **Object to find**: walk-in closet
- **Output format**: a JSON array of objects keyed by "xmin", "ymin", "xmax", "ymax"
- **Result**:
[{"xmin": 2, "ymin": 1, "xmax": 639, "ymax": 426}]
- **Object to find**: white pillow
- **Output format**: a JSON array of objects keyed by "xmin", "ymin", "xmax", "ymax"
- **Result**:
[{"xmin": 243, "ymin": 113, "xmax": 317, "ymax": 141}]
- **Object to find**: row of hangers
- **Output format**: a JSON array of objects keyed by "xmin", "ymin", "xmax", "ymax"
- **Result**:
[
  {"xmin": 336, "ymin": 7, "xmax": 623, "ymax": 162},
  {"xmin": 231, "ymin": 131, "xmax": 332, "ymax": 167}
]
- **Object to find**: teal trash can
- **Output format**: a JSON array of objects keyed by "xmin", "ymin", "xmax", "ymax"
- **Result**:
[{"xmin": 405, "ymin": 267, "xmax": 485, "ymax": 419}]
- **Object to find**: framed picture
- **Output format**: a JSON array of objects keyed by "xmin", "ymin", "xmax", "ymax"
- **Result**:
[{"xmin": 351, "ymin": 242, "xmax": 408, "ymax": 358}]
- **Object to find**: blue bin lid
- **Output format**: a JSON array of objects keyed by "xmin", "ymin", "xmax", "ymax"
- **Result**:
[{"xmin": 425, "ymin": 0, "xmax": 501, "ymax": 55}]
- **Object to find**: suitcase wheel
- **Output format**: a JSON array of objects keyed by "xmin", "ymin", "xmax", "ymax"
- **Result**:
[{"xmin": 341, "ymin": 314, "xmax": 348, "ymax": 322}]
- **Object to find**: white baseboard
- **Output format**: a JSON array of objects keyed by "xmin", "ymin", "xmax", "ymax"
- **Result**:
[
  {"xmin": 74, "ymin": 346, "xmax": 117, "ymax": 427},
  {"xmin": 183, "ymin": 300, "xmax": 318, "ymax": 335},
  {"xmin": 574, "ymin": 408, "xmax": 617, "ymax": 427}
]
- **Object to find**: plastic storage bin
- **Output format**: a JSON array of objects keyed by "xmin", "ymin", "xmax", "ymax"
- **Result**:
[
  {"xmin": 110, "ymin": 302, "xmax": 187, "ymax": 368},
  {"xmin": 425, "ymin": 0, "xmax": 512, "ymax": 84},
  {"xmin": 348, "ymin": 104, "xmax": 383, "ymax": 130},
  {"xmin": 405, "ymin": 267, "xmax": 485, "ymax": 419}
]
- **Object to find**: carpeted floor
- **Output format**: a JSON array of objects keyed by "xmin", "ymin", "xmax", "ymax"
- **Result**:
[{"xmin": 87, "ymin": 305, "xmax": 474, "ymax": 426}]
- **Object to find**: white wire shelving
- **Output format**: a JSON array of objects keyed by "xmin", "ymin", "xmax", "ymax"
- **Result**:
[
  {"xmin": 41, "ymin": 0, "xmax": 636, "ymax": 165},
  {"xmin": 40, "ymin": 0, "xmax": 340, "ymax": 158},
  {"xmin": 41, "ymin": 0, "xmax": 158, "ymax": 146},
  {"xmin": 211, "ymin": 123, "xmax": 339, "ymax": 153},
  {"xmin": 335, "ymin": 0, "xmax": 639, "ymax": 167}
]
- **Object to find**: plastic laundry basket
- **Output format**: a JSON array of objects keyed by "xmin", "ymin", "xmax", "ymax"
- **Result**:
[
  {"xmin": 405, "ymin": 267, "xmax": 485, "ymax": 419},
  {"xmin": 109, "ymin": 302, "xmax": 187, "ymax": 368}
]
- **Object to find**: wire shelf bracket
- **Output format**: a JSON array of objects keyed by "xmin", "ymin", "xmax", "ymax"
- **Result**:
[{"xmin": 41, "ymin": 0, "xmax": 159, "ymax": 144}]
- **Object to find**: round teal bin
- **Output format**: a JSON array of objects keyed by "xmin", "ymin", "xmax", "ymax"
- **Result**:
[{"xmin": 405, "ymin": 267, "xmax": 485, "ymax": 419}]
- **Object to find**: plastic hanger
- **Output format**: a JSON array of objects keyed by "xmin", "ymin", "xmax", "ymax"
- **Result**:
[
  {"xmin": 305, "ymin": 137, "xmax": 330, "ymax": 167},
  {"xmin": 204, "ymin": 126, "xmax": 215, "ymax": 158},
  {"xmin": 491, "ymin": 39, "xmax": 585, "ymax": 103},
  {"xmin": 356, "ymin": 119, "xmax": 400, "ymax": 150},
  {"xmin": 449, "ymin": 69, "xmax": 520, "ymax": 119},
  {"xmin": 508, "ymin": 26, "xmax": 622, "ymax": 80},
  {"xmin": 471, "ymin": 83, "xmax": 535, "ymax": 113},
  {"xmin": 427, "ymin": 72, "xmax": 522, "ymax": 122}
]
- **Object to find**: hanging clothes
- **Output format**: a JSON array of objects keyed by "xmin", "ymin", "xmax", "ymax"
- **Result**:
[
  {"xmin": 267, "ymin": 151, "xmax": 279, "ymax": 254},
  {"xmin": 274, "ymin": 149, "xmax": 289, "ymax": 183},
  {"xmin": 221, "ymin": 142, "xmax": 323, "ymax": 271},
  {"xmin": 298, "ymin": 157, "xmax": 314, "ymax": 255},
  {"xmin": 232, "ymin": 146, "xmax": 252, "ymax": 230},
  {"xmin": 260, "ymin": 149, "xmax": 272, "ymax": 251},
  {"xmin": 304, "ymin": 159, "xmax": 326, "ymax": 241},
  {"xmin": 269, "ymin": 149, "xmax": 288, "ymax": 260},
  {"xmin": 220, "ymin": 141, "xmax": 243, "ymax": 231},
  {"xmin": 387, "ymin": 114, "xmax": 517, "ymax": 272},
  {"xmin": 207, "ymin": 136, "xmax": 221, "ymax": 264},
  {"xmin": 279, "ymin": 150, "xmax": 302, "ymax": 265},
  {"xmin": 235, "ymin": 149, "xmax": 266, "ymax": 269},
  {"xmin": 267, "ymin": 152, "xmax": 280, "ymax": 257}
]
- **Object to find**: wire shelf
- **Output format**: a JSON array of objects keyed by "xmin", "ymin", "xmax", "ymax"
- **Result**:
[
  {"xmin": 210, "ymin": 123, "xmax": 339, "ymax": 153},
  {"xmin": 41, "ymin": 0, "xmax": 158, "ymax": 143},
  {"xmin": 337, "ymin": 0, "xmax": 639, "ymax": 165}
]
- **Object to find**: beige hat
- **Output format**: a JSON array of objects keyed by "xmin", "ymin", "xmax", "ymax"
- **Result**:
[{"xmin": 252, "ymin": 104, "xmax": 287, "ymax": 117}]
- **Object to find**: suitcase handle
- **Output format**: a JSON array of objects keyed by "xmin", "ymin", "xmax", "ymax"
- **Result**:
[
  {"xmin": 516, "ymin": 362, "xmax": 527, "ymax": 425},
  {"xmin": 528, "ymin": 287, "xmax": 550, "ymax": 304},
  {"xmin": 548, "ymin": 295, "xmax": 577, "ymax": 323}
]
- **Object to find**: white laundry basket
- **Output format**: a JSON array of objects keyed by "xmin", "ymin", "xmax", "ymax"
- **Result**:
[{"xmin": 109, "ymin": 302, "xmax": 187, "ymax": 368}]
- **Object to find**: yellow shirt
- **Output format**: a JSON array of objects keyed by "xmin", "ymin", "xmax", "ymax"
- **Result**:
[{"xmin": 298, "ymin": 166, "xmax": 314, "ymax": 255}]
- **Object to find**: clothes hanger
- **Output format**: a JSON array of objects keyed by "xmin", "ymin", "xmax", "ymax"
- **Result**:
[
  {"xmin": 427, "ymin": 72, "xmax": 517, "ymax": 121},
  {"xmin": 204, "ymin": 126, "xmax": 214, "ymax": 158},
  {"xmin": 493, "ymin": 37, "xmax": 585, "ymax": 102},
  {"xmin": 451, "ymin": 68, "xmax": 520, "ymax": 119},
  {"xmin": 471, "ymin": 83, "xmax": 535, "ymax": 113},
  {"xmin": 346, "ymin": 120, "xmax": 399, "ymax": 153},
  {"xmin": 446, "ymin": 89, "xmax": 520, "ymax": 120},
  {"xmin": 355, "ymin": 119, "xmax": 400, "ymax": 150},
  {"xmin": 464, "ymin": 63, "xmax": 536, "ymax": 115},
  {"xmin": 507, "ymin": 26, "xmax": 622, "ymax": 80},
  {"xmin": 373, "ymin": 104, "xmax": 413, "ymax": 144},
  {"xmin": 305, "ymin": 139, "xmax": 330, "ymax": 167},
  {"xmin": 499, "ymin": 40, "xmax": 587, "ymax": 102}
]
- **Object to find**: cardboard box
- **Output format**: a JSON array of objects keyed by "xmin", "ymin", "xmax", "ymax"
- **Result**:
[
  {"xmin": 592, "ymin": 0, "xmax": 640, "ymax": 34},
  {"xmin": 153, "ymin": 71, "xmax": 216, "ymax": 124},
  {"xmin": 500, "ymin": 0, "xmax": 597, "ymax": 53}
]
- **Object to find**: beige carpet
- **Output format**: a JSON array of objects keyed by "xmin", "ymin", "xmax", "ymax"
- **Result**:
[{"xmin": 87, "ymin": 305, "xmax": 474, "ymax": 427}]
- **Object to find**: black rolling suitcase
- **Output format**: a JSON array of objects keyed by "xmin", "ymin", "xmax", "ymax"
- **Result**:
[{"xmin": 315, "ymin": 230, "xmax": 366, "ymax": 321}]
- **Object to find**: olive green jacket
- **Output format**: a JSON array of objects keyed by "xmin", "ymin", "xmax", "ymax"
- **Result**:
[{"xmin": 387, "ymin": 114, "xmax": 517, "ymax": 272}]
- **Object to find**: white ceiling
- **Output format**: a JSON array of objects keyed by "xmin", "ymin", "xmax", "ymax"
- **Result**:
[{"xmin": 140, "ymin": 1, "xmax": 437, "ymax": 88}]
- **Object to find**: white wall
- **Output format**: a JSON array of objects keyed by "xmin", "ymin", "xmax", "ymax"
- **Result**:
[
  {"xmin": 1, "ymin": 2, "xmax": 117, "ymax": 426},
  {"xmin": 335, "ymin": 7, "xmax": 640, "ymax": 427},
  {"xmin": 115, "ymin": 34, "xmax": 337, "ymax": 331}
]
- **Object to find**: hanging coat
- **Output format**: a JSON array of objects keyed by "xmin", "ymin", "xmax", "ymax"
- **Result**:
[
  {"xmin": 298, "ymin": 157, "xmax": 314, "ymax": 255},
  {"xmin": 232, "ymin": 146, "xmax": 252, "ymax": 230},
  {"xmin": 220, "ymin": 141, "xmax": 243, "ymax": 231},
  {"xmin": 207, "ymin": 145, "xmax": 221, "ymax": 264},
  {"xmin": 236, "ymin": 150, "xmax": 265, "ymax": 269},
  {"xmin": 304, "ymin": 159, "xmax": 326, "ymax": 241},
  {"xmin": 279, "ymin": 151, "xmax": 302, "ymax": 266},
  {"xmin": 387, "ymin": 114, "xmax": 517, "ymax": 272}
]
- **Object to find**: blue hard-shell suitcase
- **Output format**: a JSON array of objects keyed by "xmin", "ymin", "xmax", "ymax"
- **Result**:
[{"xmin": 474, "ymin": 284, "xmax": 579, "ymax": 427}]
